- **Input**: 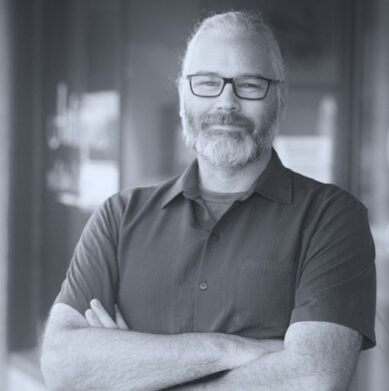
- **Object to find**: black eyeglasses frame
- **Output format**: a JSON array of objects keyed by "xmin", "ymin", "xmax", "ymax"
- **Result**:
[{"xmin": 186, "ymin": 74, "xmax": 283, "ymax": 101}]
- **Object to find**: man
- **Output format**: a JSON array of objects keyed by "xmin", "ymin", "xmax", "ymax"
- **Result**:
[{"xmin": 41, "ymin": 11, "xmax": 376, "ymax": 391}]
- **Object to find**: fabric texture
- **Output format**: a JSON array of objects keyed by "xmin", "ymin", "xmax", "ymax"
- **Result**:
[
  {"xmin": 55, "ymin": 148, "xmax": 376, "ymax": 349},
  {"xmin": 199, "ymin": 187, "xmax": 245, "ymax": 221}
]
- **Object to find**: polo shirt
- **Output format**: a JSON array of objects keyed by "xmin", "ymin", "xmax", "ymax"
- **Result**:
[{"xmin": 55, "ymin": 148, "xmax": 376, "ymax": 349}]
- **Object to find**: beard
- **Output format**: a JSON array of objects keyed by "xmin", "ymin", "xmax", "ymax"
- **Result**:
[{"xmin": 181, "ymin": 106, "xmax": 278, "ymax": 169}]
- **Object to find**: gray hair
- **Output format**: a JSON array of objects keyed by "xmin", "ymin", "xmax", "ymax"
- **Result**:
[{"xmin": 180, "ymin": 10, "xmax": 288, "ymax": 115}]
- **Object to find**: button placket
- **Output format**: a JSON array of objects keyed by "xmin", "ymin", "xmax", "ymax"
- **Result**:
[{"xmin": 193, "ymin": 225, "xmax": 224, "ymax": 330}]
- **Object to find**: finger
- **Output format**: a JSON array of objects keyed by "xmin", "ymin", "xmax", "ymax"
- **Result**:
[
  {"xmin": 115, "ymin": 305, "xmax": 129, "ymax": 330},
  {"xmin": 85, "ymin": 308, "xmax": 103, "ymax": 328},
  {"xmin": 90, "ymin": 299, "xmax": 118, "ymax": 329}
]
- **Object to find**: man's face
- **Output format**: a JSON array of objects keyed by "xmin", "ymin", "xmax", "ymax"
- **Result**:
[{"xmin": 179, "ymin": 30, "xmax": 280, "ymax": 169}]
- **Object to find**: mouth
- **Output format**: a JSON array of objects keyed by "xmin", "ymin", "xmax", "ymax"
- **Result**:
[
  {"xmin": 207, "ymin": 124, "xmax": 247, "ymax": 132},
  {"xmin": 204, "ymin": 125, "xmax": 249, "ymax": 139},
  {"xmin": 207, "ymin": 124, "xmax": 250, "ymax": 139},
  {"xmin": 200, "ymin": 112, "xmax": 253, "ymax": 134}
]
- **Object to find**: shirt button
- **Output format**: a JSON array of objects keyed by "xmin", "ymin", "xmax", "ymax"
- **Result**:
[
  {"xmin": 199, "ymin": 281, "xmax": 208, "ymax": 290},
  {"xmin": 211, "ymin": 233, "xmax": 219, "ymax": 242}
]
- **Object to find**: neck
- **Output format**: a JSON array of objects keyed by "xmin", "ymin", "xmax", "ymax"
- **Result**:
[{"xmin": 197, "ymin": 150, "xmax": 272, "ymax": 193}]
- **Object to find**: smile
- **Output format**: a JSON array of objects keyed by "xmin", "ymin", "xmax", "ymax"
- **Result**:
[{"xmin": 208, "ymin": 124, "xmax": 247, "ymax": 132}]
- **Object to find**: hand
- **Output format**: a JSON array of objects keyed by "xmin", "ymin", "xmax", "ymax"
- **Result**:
[{"xmin": 85, "ymin": 299, "xmax": 129, "ymax": 330}]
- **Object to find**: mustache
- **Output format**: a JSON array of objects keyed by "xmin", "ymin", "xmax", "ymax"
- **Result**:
[{"xmin": 200, "ymin": 113, "xmax": 254, "ymax": 131}]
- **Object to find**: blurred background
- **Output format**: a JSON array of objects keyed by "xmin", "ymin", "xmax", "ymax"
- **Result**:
[{"xmin": 0, "ymin": 0, "xmax": 388, "ymax": 390}]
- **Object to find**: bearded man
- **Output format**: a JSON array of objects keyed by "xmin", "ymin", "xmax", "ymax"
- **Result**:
[{"xmin": 41, "ymin": 11, "xmax": 376, "ymax": 391}]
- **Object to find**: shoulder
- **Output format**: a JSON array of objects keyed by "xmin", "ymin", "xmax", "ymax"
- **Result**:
[
  {"xmin": 287, "ymin": 168, "xmax": 368, "ymax": 220},
  {"xmin": 107, "ymin": 174, "xmax": 180, "ymax": 211},
  {"xmin": 95, "ymin": 174, "xmax": 181, "ymax": 227}
]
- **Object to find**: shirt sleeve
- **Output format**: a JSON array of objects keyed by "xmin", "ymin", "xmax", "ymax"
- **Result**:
[
  {"xmin": 290, "ymin": 194, "xmax": 376, "ymax": 349},
  {"xmin": 54, "ymin": 193, "xmax": 124, "ymax": 319}
]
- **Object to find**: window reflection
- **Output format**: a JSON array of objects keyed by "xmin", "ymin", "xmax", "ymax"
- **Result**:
[{"xmin": 46, "ymin": 83, "xmax": 120, "ymax": 210}]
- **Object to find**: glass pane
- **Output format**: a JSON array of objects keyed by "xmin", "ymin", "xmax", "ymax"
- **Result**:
[
  {"xmin": 355, "ymin": 0, "xmax": 389, "ymax": 389},
  {"xmin": 40, "ymin": 0, "xmax": 122, "ymax": 317},
  {"xmin": 10, "ymin": 2, "xmax": 385, "ymax": 390},
  {"xmin": 120, "ymin": 0, "xmax": 346, "ymax": 188}
]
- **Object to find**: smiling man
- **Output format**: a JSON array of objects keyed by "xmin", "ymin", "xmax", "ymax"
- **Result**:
[{"xmin": 41, "ymin": 11, "xmax": 376, "ymax": 391}]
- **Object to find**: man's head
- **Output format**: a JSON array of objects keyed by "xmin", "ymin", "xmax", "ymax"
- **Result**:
[{"xmin": 178, "ymin": 11, "xmax": 287, "ymax": 169}]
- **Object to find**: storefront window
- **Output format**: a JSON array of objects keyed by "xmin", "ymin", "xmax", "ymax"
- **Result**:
[
  {"xmin": 46, "ymin": 83, "xmax": 120, "ymax": 209},
  {"xmin": 7, "ymin": 2, "xmax": 388, "ymax": 391},
  {"xmin": 356, "ymin": 1, "xmax": 389, "ymax": 389}
]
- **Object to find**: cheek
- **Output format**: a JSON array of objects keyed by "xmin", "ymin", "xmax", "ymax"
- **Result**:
[
  {"xmin": 241, "ymin": 103, "xmax": 266, "ymax": 124},
  {"xmin": 245, "ymin": 96, "xmax": 278, "ymax": 125},
  {"xmin": 183, "ymin": 93, "xmax": 213, "ymax": 119}
]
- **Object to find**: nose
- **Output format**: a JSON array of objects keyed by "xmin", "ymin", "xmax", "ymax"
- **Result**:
[{"xmin": 215, "ymin": 83, "xmax": 241, "ymax": 111}]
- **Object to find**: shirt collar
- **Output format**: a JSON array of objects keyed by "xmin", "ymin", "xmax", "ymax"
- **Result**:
[
  {"xmin": 161, "ymin": 148, "xmax": 292, "ymax": 208},
  {"xmin": 160, "ymin": 160, "xmax": 201, "ymax": 208},
  {"xmin": 250, "ymin": 148, "xmax": 293, "ymax": 205}
]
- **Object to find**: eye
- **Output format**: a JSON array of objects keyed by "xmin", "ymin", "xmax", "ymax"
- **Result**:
[
  {"xmin": 192, "ymin": 76, "xmax": 222, "ymax": 91},
  {"xmin": 236, "ymin": 78, "xmax": 267, "ymax": 91},
  {"xmin": 240, "ymin": 82, "xmax": 259, "ymax": 89},
  {"xmin": 199, "ymin": 80, "xmax": 218, "ymax": 86}
]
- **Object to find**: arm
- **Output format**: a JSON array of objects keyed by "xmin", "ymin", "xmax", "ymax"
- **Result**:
[
  {"xmin": 40, "ymin": 302, "xmax": 283, "ymax": 391},
  {"xmin": 177, "ymin": 321, "xmax": 363, "ymax": 391}
]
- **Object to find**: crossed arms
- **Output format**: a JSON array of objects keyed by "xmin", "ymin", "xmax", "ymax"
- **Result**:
[{"xmin": 40, "ymin": 299, "xmax": 362, "ymax": 391}]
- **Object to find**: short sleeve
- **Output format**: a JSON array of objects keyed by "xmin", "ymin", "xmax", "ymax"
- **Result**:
[
  {"xmin": 290, "ymin": 197, "xmax": 376, "ymax": 349},
  {"xmin": 54, "ymin": 194, "xmax": 124, "ymax": 319}
]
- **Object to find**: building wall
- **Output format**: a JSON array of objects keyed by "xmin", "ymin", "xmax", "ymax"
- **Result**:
[
  {"xmin": 354, "ymin": 0, "xmax": 389, "ymax": 388},
  {"xmin": 0, "ymin": 0, "xmax": 11, "ymax": 389},
  {"xmin": 4, "ymin": 1, "xmax": 389, "ymax": 390}
]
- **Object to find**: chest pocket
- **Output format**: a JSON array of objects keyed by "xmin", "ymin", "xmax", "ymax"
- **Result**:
[{"xmin": 234, "ymin": 258, "xmax": 297, "ymax": 332}]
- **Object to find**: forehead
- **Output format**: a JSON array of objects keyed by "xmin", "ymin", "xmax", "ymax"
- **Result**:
[{"xmin": 184, "ymin": 29, "xmax": 275, "ymax": 78}]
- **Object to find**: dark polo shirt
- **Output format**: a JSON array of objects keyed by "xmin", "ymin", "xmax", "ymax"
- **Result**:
[{"xmin": 55, "ymin": 149, "xmax": 376, "ymax": 349}]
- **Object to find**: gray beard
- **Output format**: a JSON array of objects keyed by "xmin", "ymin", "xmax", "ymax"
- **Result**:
[{"xmin": 181, "ymin": 108, "xmax": 276, "ymax": 169}]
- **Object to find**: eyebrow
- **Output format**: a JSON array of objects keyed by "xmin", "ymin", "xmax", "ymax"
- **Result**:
[{"xmin": 188, "ymin": 71, "xmax": 268, "ymax": 78}]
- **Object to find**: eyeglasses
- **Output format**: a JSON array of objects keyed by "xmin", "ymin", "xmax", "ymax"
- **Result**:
[{"xmin": 186, "ymin": 74, "xmax": 282, "ymax": 100}]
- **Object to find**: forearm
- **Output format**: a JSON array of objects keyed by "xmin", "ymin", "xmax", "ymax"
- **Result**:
[
  {"xmin": 179, "ymin": 351, "xmax": 329, "ymax": 391},
  {"xmin": 177, "ymin": 322, "xmax": 362, "ymax": 391},
  {"xmin": 168, "ymin": 339, "xmax": 284, "ymax": 390},
  {"xmin": 41, "ymin": 326, "xmax": 280, "ymax": 391},
  {"xmin": 176, "ymin": 348, "xmax": 341, "ymax": 391}
]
